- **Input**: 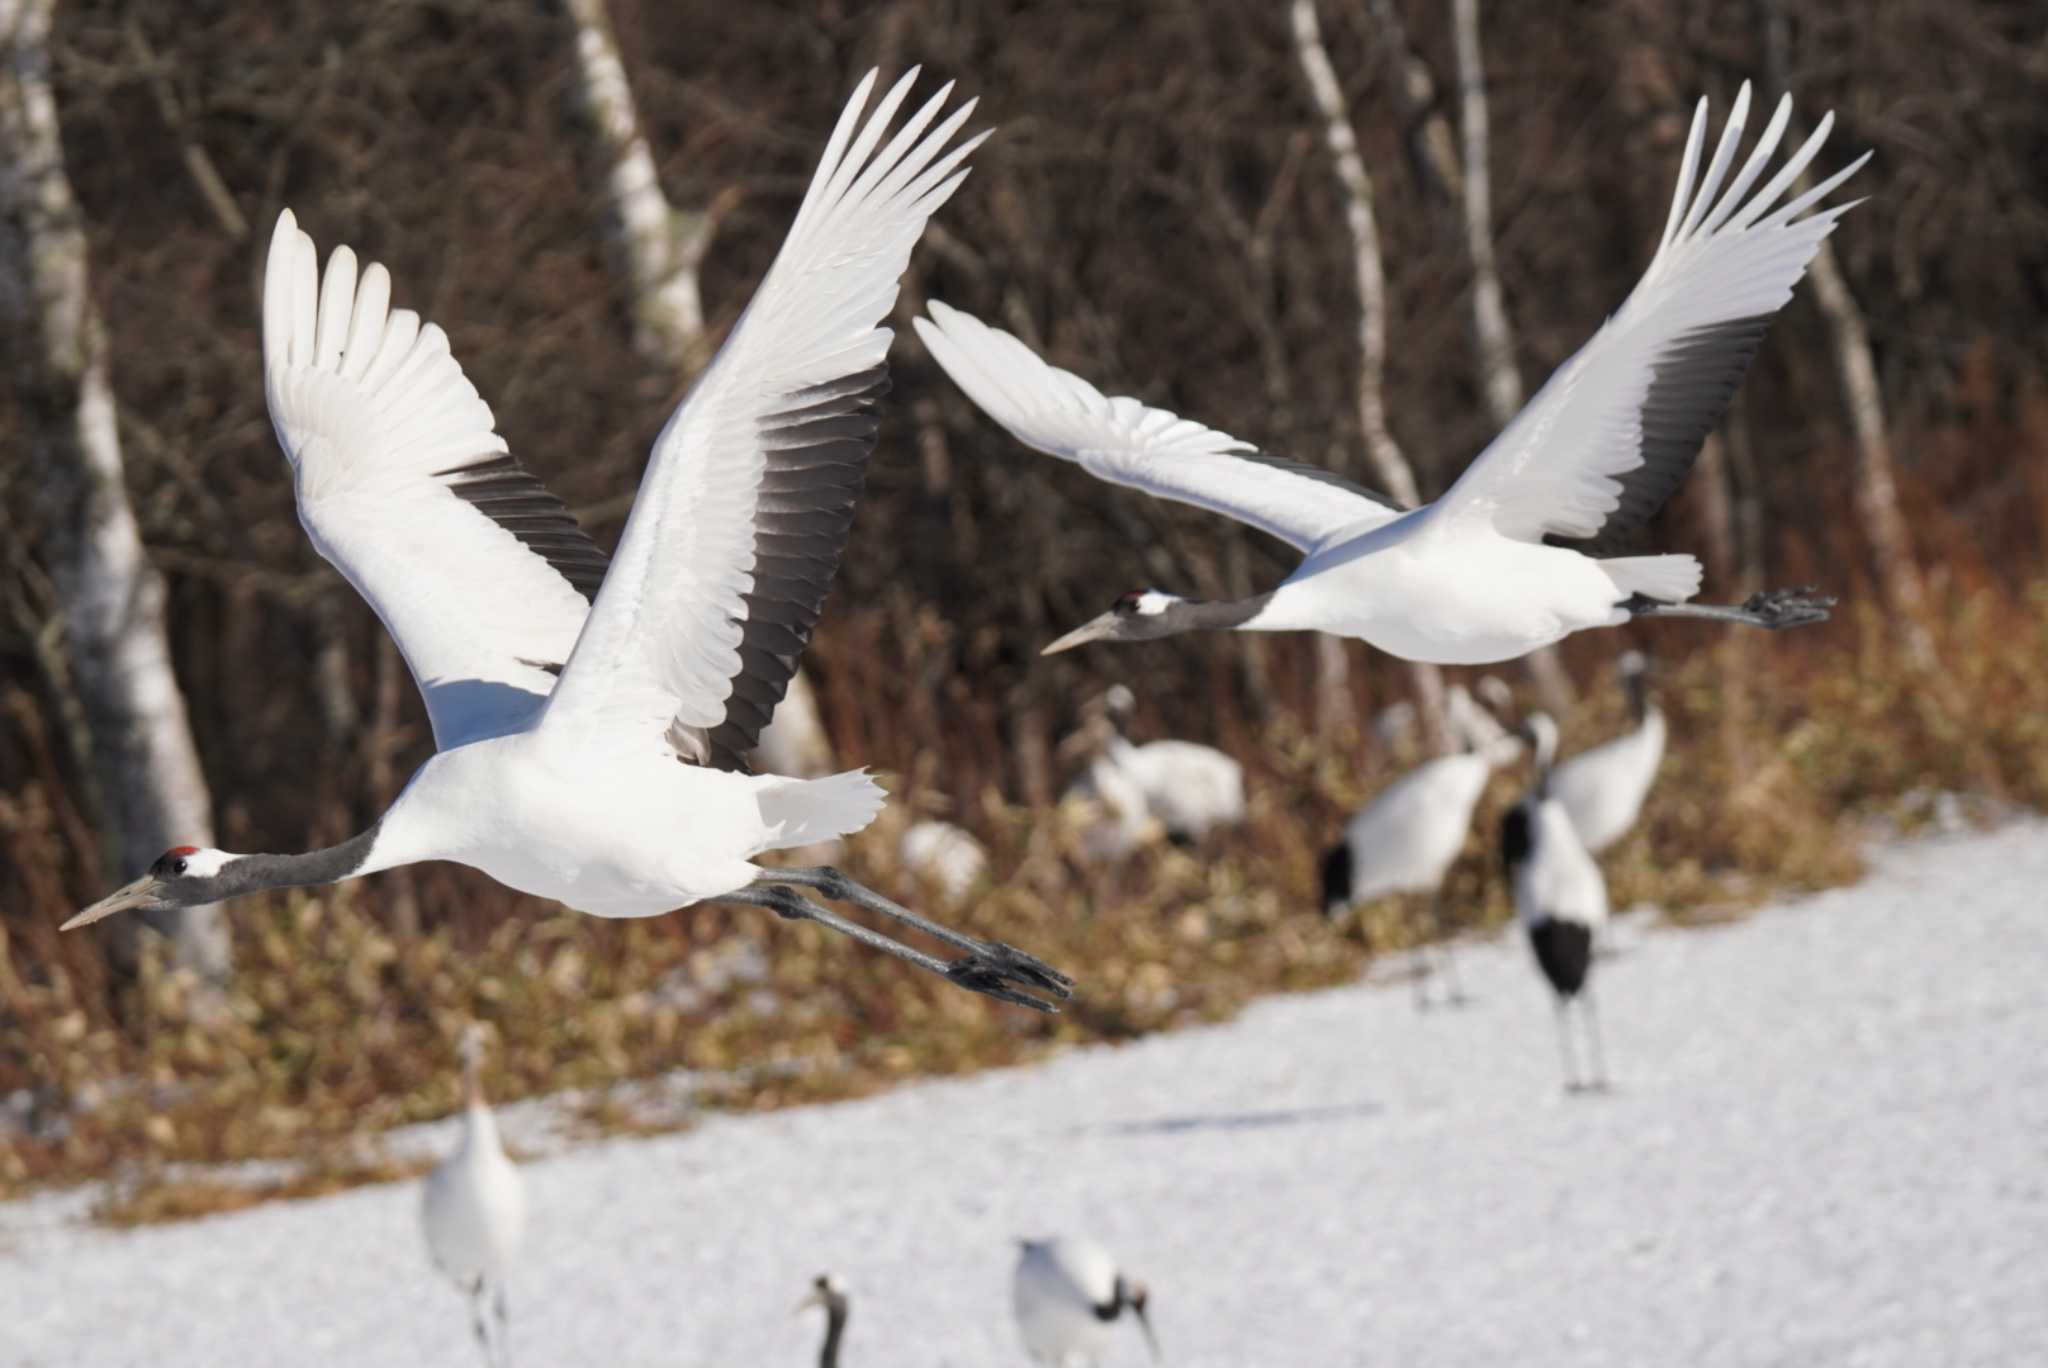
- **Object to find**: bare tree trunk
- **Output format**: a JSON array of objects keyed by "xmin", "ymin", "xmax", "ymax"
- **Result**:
[
  {"xmin": 1290, "ymin": 0, "xmax": 1448, "ymax": 752},
  {"xmin": 559, "ymin": 0, "xmax": 833, "ymax": 776},
  {"xmin": 1, "ymin": 0, "xmax": 228, "ymax": 983},
  {"xmin": 1361, "ymin": 0, "xmax": 1462, "ymax": 205},
  {"xmin": 1447, "ymin": 0, "xmax": 1575, "ymax": 717}
]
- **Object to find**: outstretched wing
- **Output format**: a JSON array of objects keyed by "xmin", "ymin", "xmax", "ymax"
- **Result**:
[
  {"xmin": 262, "ymin": 211, "xmax": 606, "ymax": 749},
  {"xmin": 1434, "ymin": 85, "xmax": 1869, "ymax": 552},
  {"xmin": 915, "ymin": 301, "xmax": 1404, "ymax": 554},
  {"xmin": 539, "ymin": 70, "xmax": 985, "ymax": 771}
]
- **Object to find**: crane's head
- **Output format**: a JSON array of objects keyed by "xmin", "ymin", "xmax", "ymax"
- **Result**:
[
  {"xmin": 60, "ymin": 846, "xmax": 236, "ymax": 930},
  {"xmin": 1042, "ymin": 590, "xmax": 1187, "ymax": 655},
  {"xmin": 797, "ymin": 1271, "xmax": 850, "ymax": 1320}
]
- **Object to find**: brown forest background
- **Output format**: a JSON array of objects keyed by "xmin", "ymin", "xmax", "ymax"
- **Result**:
[{"xmin": 3, "ymin": 0, "xmax": 2047, "ymax": 1188}]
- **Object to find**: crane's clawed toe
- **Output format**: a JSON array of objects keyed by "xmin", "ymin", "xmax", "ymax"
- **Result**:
[
  {"xmin": 945, "ymin": 940, "xmax": 1076, "ymax": 1014},
  {"xmin": 1743, "ymin": 586, "xmax": 1835, "ymax": 629}
]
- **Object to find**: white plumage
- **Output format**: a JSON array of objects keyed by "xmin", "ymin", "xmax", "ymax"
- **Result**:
[
  {"xmin": 421, "ymin": 1025, "xmax": 526, "ymax": 1367},
  {"xmin": 1059, "ymin": 685, "xmax": 1245, "ymax": 858},
  {"xmin": 1503, "ymin": 715, "xmax": 1613, "ymax": 1092},
  {"xmin": 1550, "ymin": 652, "xmax": 1666, "ymax": 855},
  {"xmin": 63, "ymin": 72, "xmax": 1070, "ymax": 1016},
  {"xmin": 1013, "ymin": 1237, "xmax": 1157, "ymax": 1366},
  {"xmin": 1321, "ymin": 686, "xmax": 1520, "ymax": 1006},
  {"xmin": 918, "ymin": 86, "xmax": 1863, "ymax": 665},
  {"xmin": 898, "ymin": 819, "xmax": 989, "ymax": 902}
]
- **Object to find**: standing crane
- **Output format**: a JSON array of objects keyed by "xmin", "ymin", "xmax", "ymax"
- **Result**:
[
  {"xmin": 798, "ymin": 1273, "xmax": 851, "ymax": 1367},
  {"xmin": 58, "ymin": 71, "xmax": 1069, "ymax": 1014},
  {"xmin": 1322, "ymin": 686, "xmax": 1521, "ymax": 1008},
  {"xmin": 1502, "ymin": 715, "xmax": 1613, "ymax": 1093},
  {"xmin": 916, "ymin": 86, "xmax": 1862, "ymax": 664},
  {"xmin": 1013, "ymin": 1236, "xmax": 1159, "ymax": 1367},
  {"xmin": 422, "ymin": 1024, "xmax": 526, "ymax": 1367},
  {"xmin": 1061, "ymin": 684, "xmax": 1245, "ymax": 850},
  {"xmin": 1550, "ymin": 651, "xmax": 1665, "ymax": 856}
]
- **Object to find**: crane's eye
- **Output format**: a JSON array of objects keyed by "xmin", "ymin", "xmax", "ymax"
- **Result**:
[{"xmin": 171, "ymin": 857, "xmax": 188, "ymax": 876}]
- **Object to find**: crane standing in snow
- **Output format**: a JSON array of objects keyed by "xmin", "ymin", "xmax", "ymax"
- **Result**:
[
  {"xmin": 57, "ymin": 72, "xmax": 1068, "ymax": 1015},
  {"xmin": 918, "ymin": 86, "xmax": 1860, "ymax": 665},
  {"xmin": 798, "ymin": 1273, "xmax": 851, "ymax": 1368},
  {"xmin": 421, "ymin": 1024, "xmax": 526, "ymax": 1367},
  {"xmin": 1503, "ymin": 715, "xmax": 1613, "ymax": 1093},
  {"xmin": 1322, "ymin": 686, "xmax": 1521, "ymax": 1008},
  {"xmin": 1550, "ymin": 651, "xmax": 1666, "ymax": 857},
  {"xmin": 1013, "ymin": 1237, "xmax": 1159, "ymax": 1367}
]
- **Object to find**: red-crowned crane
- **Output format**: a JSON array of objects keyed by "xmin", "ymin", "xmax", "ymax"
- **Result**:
[
  {"xmin": 60, "ymin": 71, "xmax": 1070, "ymax": 1015},
  {"xmin": 1013, "ymin": 1237, "xmax": 1159, "ymax": 1367},
  {"xmin": 916, "ymin": 86, "xmax": 1862, "ymax": 664},
  {"xmin": 421, "ymin": 1024, "xmax": 525, "ymax": 1367},
  {"xmin": 798, "ymin": 1273, "xmax": 851, "ymax": 1367},
  {"xmin": 1551, "ymin": 651, "xmax": 1665, "ymax": 855},
  {"xmin": 1503, "ymin": 714, "xmax": 1613, "ymax": 1093}
]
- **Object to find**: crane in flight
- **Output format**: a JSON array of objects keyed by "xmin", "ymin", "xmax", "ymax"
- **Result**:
[
  {"xmin": 917, "ymin": 85, "xmax": 1862, "ymax": 666},
  {"xmin": 60, "ymin": 70, "xmax": 1070, "ymax": 1014}
]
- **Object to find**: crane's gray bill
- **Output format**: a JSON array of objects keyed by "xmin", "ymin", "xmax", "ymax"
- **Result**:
[
  {"xmin": 60, "ymin": 875, "xmax": 167, "ymax": 931},
  {"xmin": 1133, "ymin": 1291, "xmax": 1160, "ymax": 1360},
  {"xmin": 1041, "ymin": 611, "xmax": 1121, "ymax": 656}
]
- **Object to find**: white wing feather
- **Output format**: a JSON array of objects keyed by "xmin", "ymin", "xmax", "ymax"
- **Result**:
[
  {"xmin": 914, "ymin": 302, "xmax": 1403, "ymax": 554},
  {"xmin": 541, "ymin": 71, "xmax": 985, "ymax": 750},
  {"xmin": 262, "ymin": 211, "xmax": 597, "ymax": 750},
  {"xmin": 1436, "ymin": 85, "xmax": 1870, "ymax": 544}
]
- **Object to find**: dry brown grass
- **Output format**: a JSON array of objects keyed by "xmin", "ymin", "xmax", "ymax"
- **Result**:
[{"xmin": 8, "ymin": 581, "xmax": 2048, "ymax": 1215}]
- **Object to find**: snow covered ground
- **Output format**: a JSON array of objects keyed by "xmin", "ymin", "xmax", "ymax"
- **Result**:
[{"xmin": 4, "ymin": 823, "xmax": 2045, "ymax": 1367}]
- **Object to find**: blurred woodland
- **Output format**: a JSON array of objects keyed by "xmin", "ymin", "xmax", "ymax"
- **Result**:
[{"xmin": 3, "ymin": 0, "xmax": 2047, "ymax": 1191}]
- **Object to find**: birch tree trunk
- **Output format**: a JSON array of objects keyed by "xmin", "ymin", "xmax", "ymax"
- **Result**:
[
  {"xmin": 1290, "ymin": 0, "xmax": 1448, "ymax": 753},
  {"xmin": 560, "ymin": 0, "xmax": 833, "ymax": 778},
  {"xmin": 1448, "ymin": 0, "xmax": 1576, "ymax": 715},
  {"xmin": 1, "ymin": 0, "xmax": 228, "ymax": 982}
]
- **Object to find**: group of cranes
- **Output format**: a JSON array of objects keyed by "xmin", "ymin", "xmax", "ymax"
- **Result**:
[{"xmin": 57, "ymin": 59, "xmax": 1864, "ymax": 1352}]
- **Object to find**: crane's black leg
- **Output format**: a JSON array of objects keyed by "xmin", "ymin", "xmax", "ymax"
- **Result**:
[
  {"xmin": 1621, "ymin": 586, "xmax": 1834, "ymax": 631},
  {"xmin": 1434, "ymin": 891, "xmax": 1469, "ymax": 1007},
  {"xmin": 464, "ymin": 1280, "xmax": 495, "ymax": 1368},
  {"xmin": 721, "ymin": 876, "xmax": 1072, "ymax": 1013},
  {"xmin": 1581, "ymin": 988, "xmax": 1611, "ymax": 1093},
  {"xmin": 493, "ymin": 1286, "xmax": 512, "ymax": 1368},
  {"xmin": 1554, "ymin": 998, "xmax": 1582, "ymax": 1095}
]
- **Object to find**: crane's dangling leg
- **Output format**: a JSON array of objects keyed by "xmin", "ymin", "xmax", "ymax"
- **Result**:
[
  {"xmin": 1554, "ymin": 998, "xmax": 1582, "ymax": 1095},
  {"xmin": 720, "ymin": 875, "xmax": 1073, "ymax": 1014},
  {"xmin": 1621, "ymin": 586, "xmax": 1834, "ymax": 631}
]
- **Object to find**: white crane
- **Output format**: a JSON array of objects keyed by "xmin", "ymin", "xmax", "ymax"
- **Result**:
[
  {"xmin": 1550, "ymin": 651, "xmax": 1665, "ymax": 855},
  {"xmin": 798, "ymin": 1273, "xmax": 851, "ymax": 1368},
  {"xmin": 898, "ymin": 819, "xmax": 989, "ymax": 902},
  {"xmin": 916, "ymin": 85, "xmax": 1863, "ymax": 664},
  {"xmin": 1060, "ymin": 684, "xmax": 1246, "ymax": 852},
  {"xmin": 58, "ymin": 72, "xmax": 1069, "ymax": 1014},
  {"xmin": 421, "ymin": 1024, "xmax": 526, "ymax": 1367},
  {"xmin": 1503, "ymin": 714, "xmax": 1612, "ymax": 1093},
  {"xmin": 1014, "ymin": 1237, "xmax": 1159, "ymax": 1367},
  {"xmin": 1321, "ymin": 687, "xmax": 1521, "ymax": 1008}
]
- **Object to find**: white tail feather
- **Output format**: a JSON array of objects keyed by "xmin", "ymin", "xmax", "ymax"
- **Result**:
[
  {"xmin": 1602, "ymin": 554, "xmax": 1703, "ymax": 603},
  {"xmin": 755, "ymin": 770, "xmax": 887, "ymax": 852}
]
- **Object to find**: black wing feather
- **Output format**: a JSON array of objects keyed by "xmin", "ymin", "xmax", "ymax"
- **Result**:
[
  {"xmin": 1545, "ymin": 314, "xmax": 1774, "ymax": 558},
  {"xmin": 434, "ymin": 454, "xmax": 609, "ymax": 601}
]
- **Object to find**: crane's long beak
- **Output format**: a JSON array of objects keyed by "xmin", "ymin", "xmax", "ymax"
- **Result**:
[
  {"xmin": 60, "ymin": 875, "xmax": 165, "ymax": 931},
  {"xmin": 1041, "ymin": 611, "xmax": 1120, "ymax": 656},
  {"xmin": 793, "ymin": 1289, "xmax": 824, "ymax": 1316}
]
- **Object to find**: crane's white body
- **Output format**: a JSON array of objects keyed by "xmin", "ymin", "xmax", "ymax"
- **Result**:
[
  {"xmin": 916, "ymin": 86, "xmax": 1866, "ymax": 665},
  {"xmin": 898, "ymin": 819, "xmax": 989, "ymax": 901},
  {"xmin": 1552, "ymin": 707, "xmax": 1666, "ymax": 855},
  {"xmin": 1013, "ymin": 1238, "xmax": 1131, "ymax": 1367},
  {"xmin": 1329, "ymin": 746, "xmax": 1507, "ymax": 907},
  {"xmin": 1103, "ymin": 735, "xmax": 1246, "ymax": 840},
  {"xmin": 252, "ymin": 71, "xmax": 981, "ymax": 917},
  {"xmin": 421, "ymin": 1100, "xmax": 527, "ymax": 1293},
  {"xmin": 1509, "ymin": 797, "xmax": 1612, "ymax": 938}
]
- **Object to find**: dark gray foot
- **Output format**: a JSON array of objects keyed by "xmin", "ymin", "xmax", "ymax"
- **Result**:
[
  {"xmin": 1741, "ymin": 586, "xmax": 1836, "ymax": 629},
  {"xmin": 945, "ymin": 940, "xmax": 1075, "ymax": 1013}
]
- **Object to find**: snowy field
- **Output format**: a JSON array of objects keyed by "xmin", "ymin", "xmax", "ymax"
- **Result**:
[{"xmin": 4, "ymin": 823, "xmax": 2045, "ymax": 1367}]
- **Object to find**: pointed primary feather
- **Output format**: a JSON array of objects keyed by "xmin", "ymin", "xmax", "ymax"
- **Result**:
[
  {"xmin": 261, "ymin": 210, "xmax": 608, "ymax": 750},
  {"xmin": 540, "ymin": 71, "xmax": 986, "ymax": 771},
  {"xmin": 1435, "ymin": 90, "xmax": 1867, "ymax": 555},
  {"xmin": 914, "ymin": 301, "xmax": 1405, "ymax": 554}
]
